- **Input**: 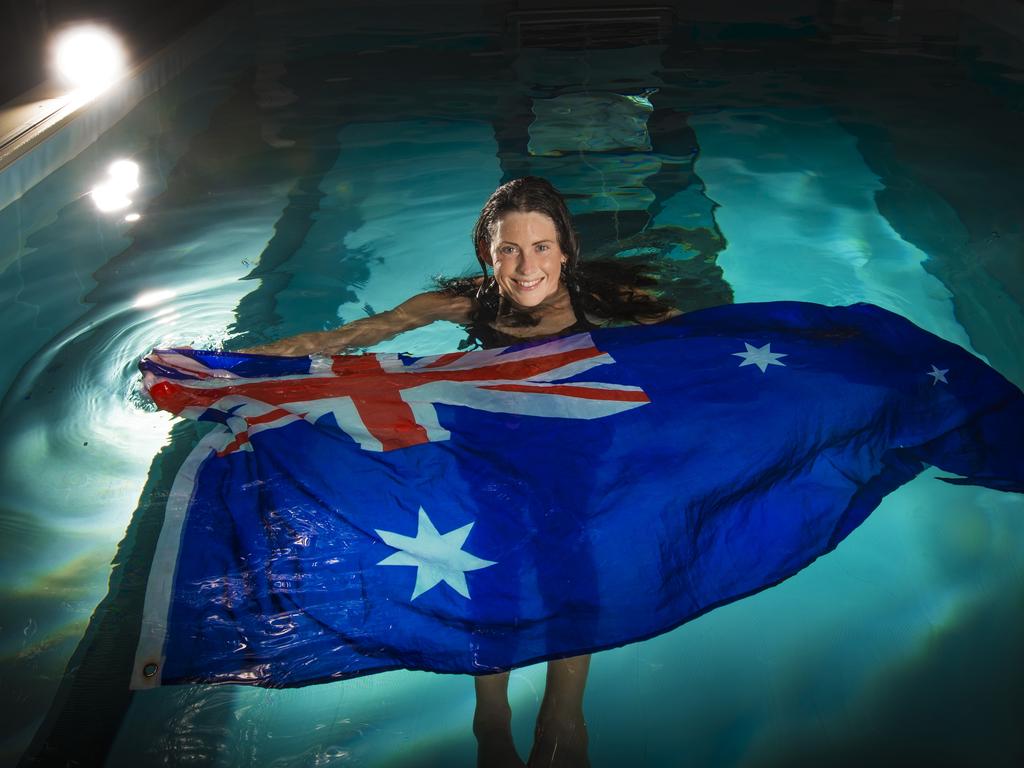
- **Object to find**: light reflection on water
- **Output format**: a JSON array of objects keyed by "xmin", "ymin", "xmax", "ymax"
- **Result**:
[{"xmin": 1, "ymin": 2, "xmax": 1023, "ymax": 766}]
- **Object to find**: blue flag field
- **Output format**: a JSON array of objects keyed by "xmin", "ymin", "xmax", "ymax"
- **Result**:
[{"xmin": 131, "ymin": 301, "xmax": 1024, "ymax": 689}]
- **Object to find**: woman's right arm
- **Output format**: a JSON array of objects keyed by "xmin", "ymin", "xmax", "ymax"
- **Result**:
[{"xmin": 239, "ymin": 291, "xmax": 474, "ymax": 356}]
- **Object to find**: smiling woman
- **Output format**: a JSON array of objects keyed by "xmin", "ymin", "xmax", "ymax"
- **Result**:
[
  {"xmin": 242, "ymin": 176, "xmax": 678, "ymax": 358},
  {"xmin": 238, "ymin": 175, "xmax": 681, "ymax": 767}
]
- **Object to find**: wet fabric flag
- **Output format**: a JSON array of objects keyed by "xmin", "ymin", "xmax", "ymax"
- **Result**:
[{"xmin": 132, "ymin": 301, "xmax": 1024, "ymax": 688}]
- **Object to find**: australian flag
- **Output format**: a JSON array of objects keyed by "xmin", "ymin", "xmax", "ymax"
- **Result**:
[{"xmin": 132, "ymin": 301, "xmax": 1024, "ymax": 689}]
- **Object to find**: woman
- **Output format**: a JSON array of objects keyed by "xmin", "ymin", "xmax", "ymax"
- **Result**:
[{"xmin": 244, "ymin": 176, "xmax": 676, "ymax": 767}]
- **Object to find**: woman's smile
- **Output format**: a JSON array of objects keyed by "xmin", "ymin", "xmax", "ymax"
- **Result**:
[{"xmin": 512, "ymin": 276, "xmax": 543, "ymax": 290}]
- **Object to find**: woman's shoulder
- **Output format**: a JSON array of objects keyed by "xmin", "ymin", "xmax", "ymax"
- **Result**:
[
  {"xmin": 436, "ymin": 275, "xmax": 485, "ymax": 293},
  {"xmin": 394, "ymin": 290, "xmax": 476, "ymax": 325}
]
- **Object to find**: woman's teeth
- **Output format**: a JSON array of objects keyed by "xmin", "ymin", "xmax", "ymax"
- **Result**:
[{"xmin": 514, "ymin": 277, "xmax": 542, "ymax": 290}]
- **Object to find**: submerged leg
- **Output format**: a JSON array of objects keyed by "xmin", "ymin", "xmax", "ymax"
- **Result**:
[
  {"xmin": 474, "ymin": 671, "xmax": 526, "ymax": 768},
  {"xmin": 528, "ymin": 655, "xmax": 591, "ymax": 768}
]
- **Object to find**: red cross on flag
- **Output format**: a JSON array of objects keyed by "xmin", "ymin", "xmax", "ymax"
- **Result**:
[{"xmin": 144, "ymin": 333, "xmax": 650, "ymax": 453}]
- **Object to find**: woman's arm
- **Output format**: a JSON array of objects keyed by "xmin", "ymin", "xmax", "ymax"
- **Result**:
[{"xmin": 239, "ymin": 291, "xmax": 475, "ymax": 356}]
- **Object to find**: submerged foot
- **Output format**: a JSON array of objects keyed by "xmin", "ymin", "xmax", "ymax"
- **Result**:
[
  {"xmin": 474, "ymin": 712, "xmax": 526, "ymax": 768},
  {"xmin": 476, "ymin": 735, "xmax": 526, "ymax": 768},
  {"xmin": 528, "ymin": 715, "xmax": 590, "ymax": 768}
]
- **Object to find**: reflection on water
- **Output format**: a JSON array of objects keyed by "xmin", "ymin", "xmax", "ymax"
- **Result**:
[
  {"xmin": 1, "ymin": 0, "xmax": 1023, "ymax": 765},
  {"xmin": 89, "ymin": 159, "xmax": 140, "ymax": 213}
]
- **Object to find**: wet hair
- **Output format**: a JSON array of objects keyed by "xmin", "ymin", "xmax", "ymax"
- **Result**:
[
  {"xmin": 471, "ymin": 176, "xmax": 581, "ymax": 289},
  {"xmin": 440, "ymin": 176, "xmax": 674, "ymax": 346}
]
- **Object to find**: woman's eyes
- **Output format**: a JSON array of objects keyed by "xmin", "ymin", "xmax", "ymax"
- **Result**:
[{"xmin": 497, "ymin": 243, "xmax": 553, "ymax": 255}]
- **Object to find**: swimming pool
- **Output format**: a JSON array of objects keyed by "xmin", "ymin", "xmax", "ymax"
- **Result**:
[{"xmin": 2, "ymin": 1, "xmax": 1023, "ymax": 765}]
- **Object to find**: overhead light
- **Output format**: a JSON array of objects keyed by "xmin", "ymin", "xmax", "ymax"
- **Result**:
[{"xmin": 52, "ymin": 25, "xmax": 127, "ymax": 94}]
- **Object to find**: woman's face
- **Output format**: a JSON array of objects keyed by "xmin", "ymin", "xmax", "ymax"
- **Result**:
[{"xmin": 489, "ymin": 211, "xmax": 566, "ymax": 308}]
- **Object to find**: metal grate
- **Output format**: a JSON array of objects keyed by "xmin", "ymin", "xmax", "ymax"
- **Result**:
[{"xmin": 508, "ymin": 7, "xmax": 674, "ymax": 49}]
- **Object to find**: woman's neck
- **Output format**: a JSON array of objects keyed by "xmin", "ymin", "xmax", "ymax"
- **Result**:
[{"xmin": 494, "ymin": 283, "xmax": 578, "ymax": 337}]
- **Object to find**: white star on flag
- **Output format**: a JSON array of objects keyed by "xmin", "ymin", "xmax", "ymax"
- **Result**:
[
  {"xmin": 376, "ymin": 508, "xmax": 496, "ymax": 600},
  {"xmin": 733, "ymin": 342, "xmax": 787, "ymax": 373},
  {"xmin": 927, "ymin": 364, "xmax": 949, "ymax": 385}
]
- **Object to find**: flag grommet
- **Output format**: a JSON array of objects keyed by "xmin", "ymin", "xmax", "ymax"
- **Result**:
[{"xmin": 142, "ymin": 662, "xmax": 159, "ymax": 678}]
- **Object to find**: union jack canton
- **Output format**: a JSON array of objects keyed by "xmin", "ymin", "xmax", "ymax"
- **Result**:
[{"xmin": 143, "ymin": 332, "xmax": 650, "ymax": 454}]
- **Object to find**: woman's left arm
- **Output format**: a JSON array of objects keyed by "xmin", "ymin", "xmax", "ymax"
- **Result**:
[{"xmin": 238, "ymin": 291, "xmax": 474, "ymax": 356}]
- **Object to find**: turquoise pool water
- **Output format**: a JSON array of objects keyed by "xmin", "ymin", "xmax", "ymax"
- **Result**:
[{"xmin": 2, "ymin": 2, "xmax": 1023, "ymax": 765}]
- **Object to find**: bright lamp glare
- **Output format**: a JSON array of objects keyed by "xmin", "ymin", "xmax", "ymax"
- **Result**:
[
  {"xmin": 90, "ymin": 159, "xmax": 141, "ymax": 213},
  {"xmin": 108, "ymin": 159, "xmax": 139, "ymax": 190},
  {"xmin": 91, "ymin": 185, "xmax": 132, "ymax": 212},
  {"xmin": 53, "ymin": 26, "xmax": 126, "ymax": 93},
  {"xmin": 134, "ymin": 289, "xmax": 177, "ymax": 309}
]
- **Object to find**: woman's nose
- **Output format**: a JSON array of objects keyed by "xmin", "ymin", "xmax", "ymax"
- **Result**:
[{"xmin": 516, "ymin": 251, "xmax": 538, "ymax": 274}]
